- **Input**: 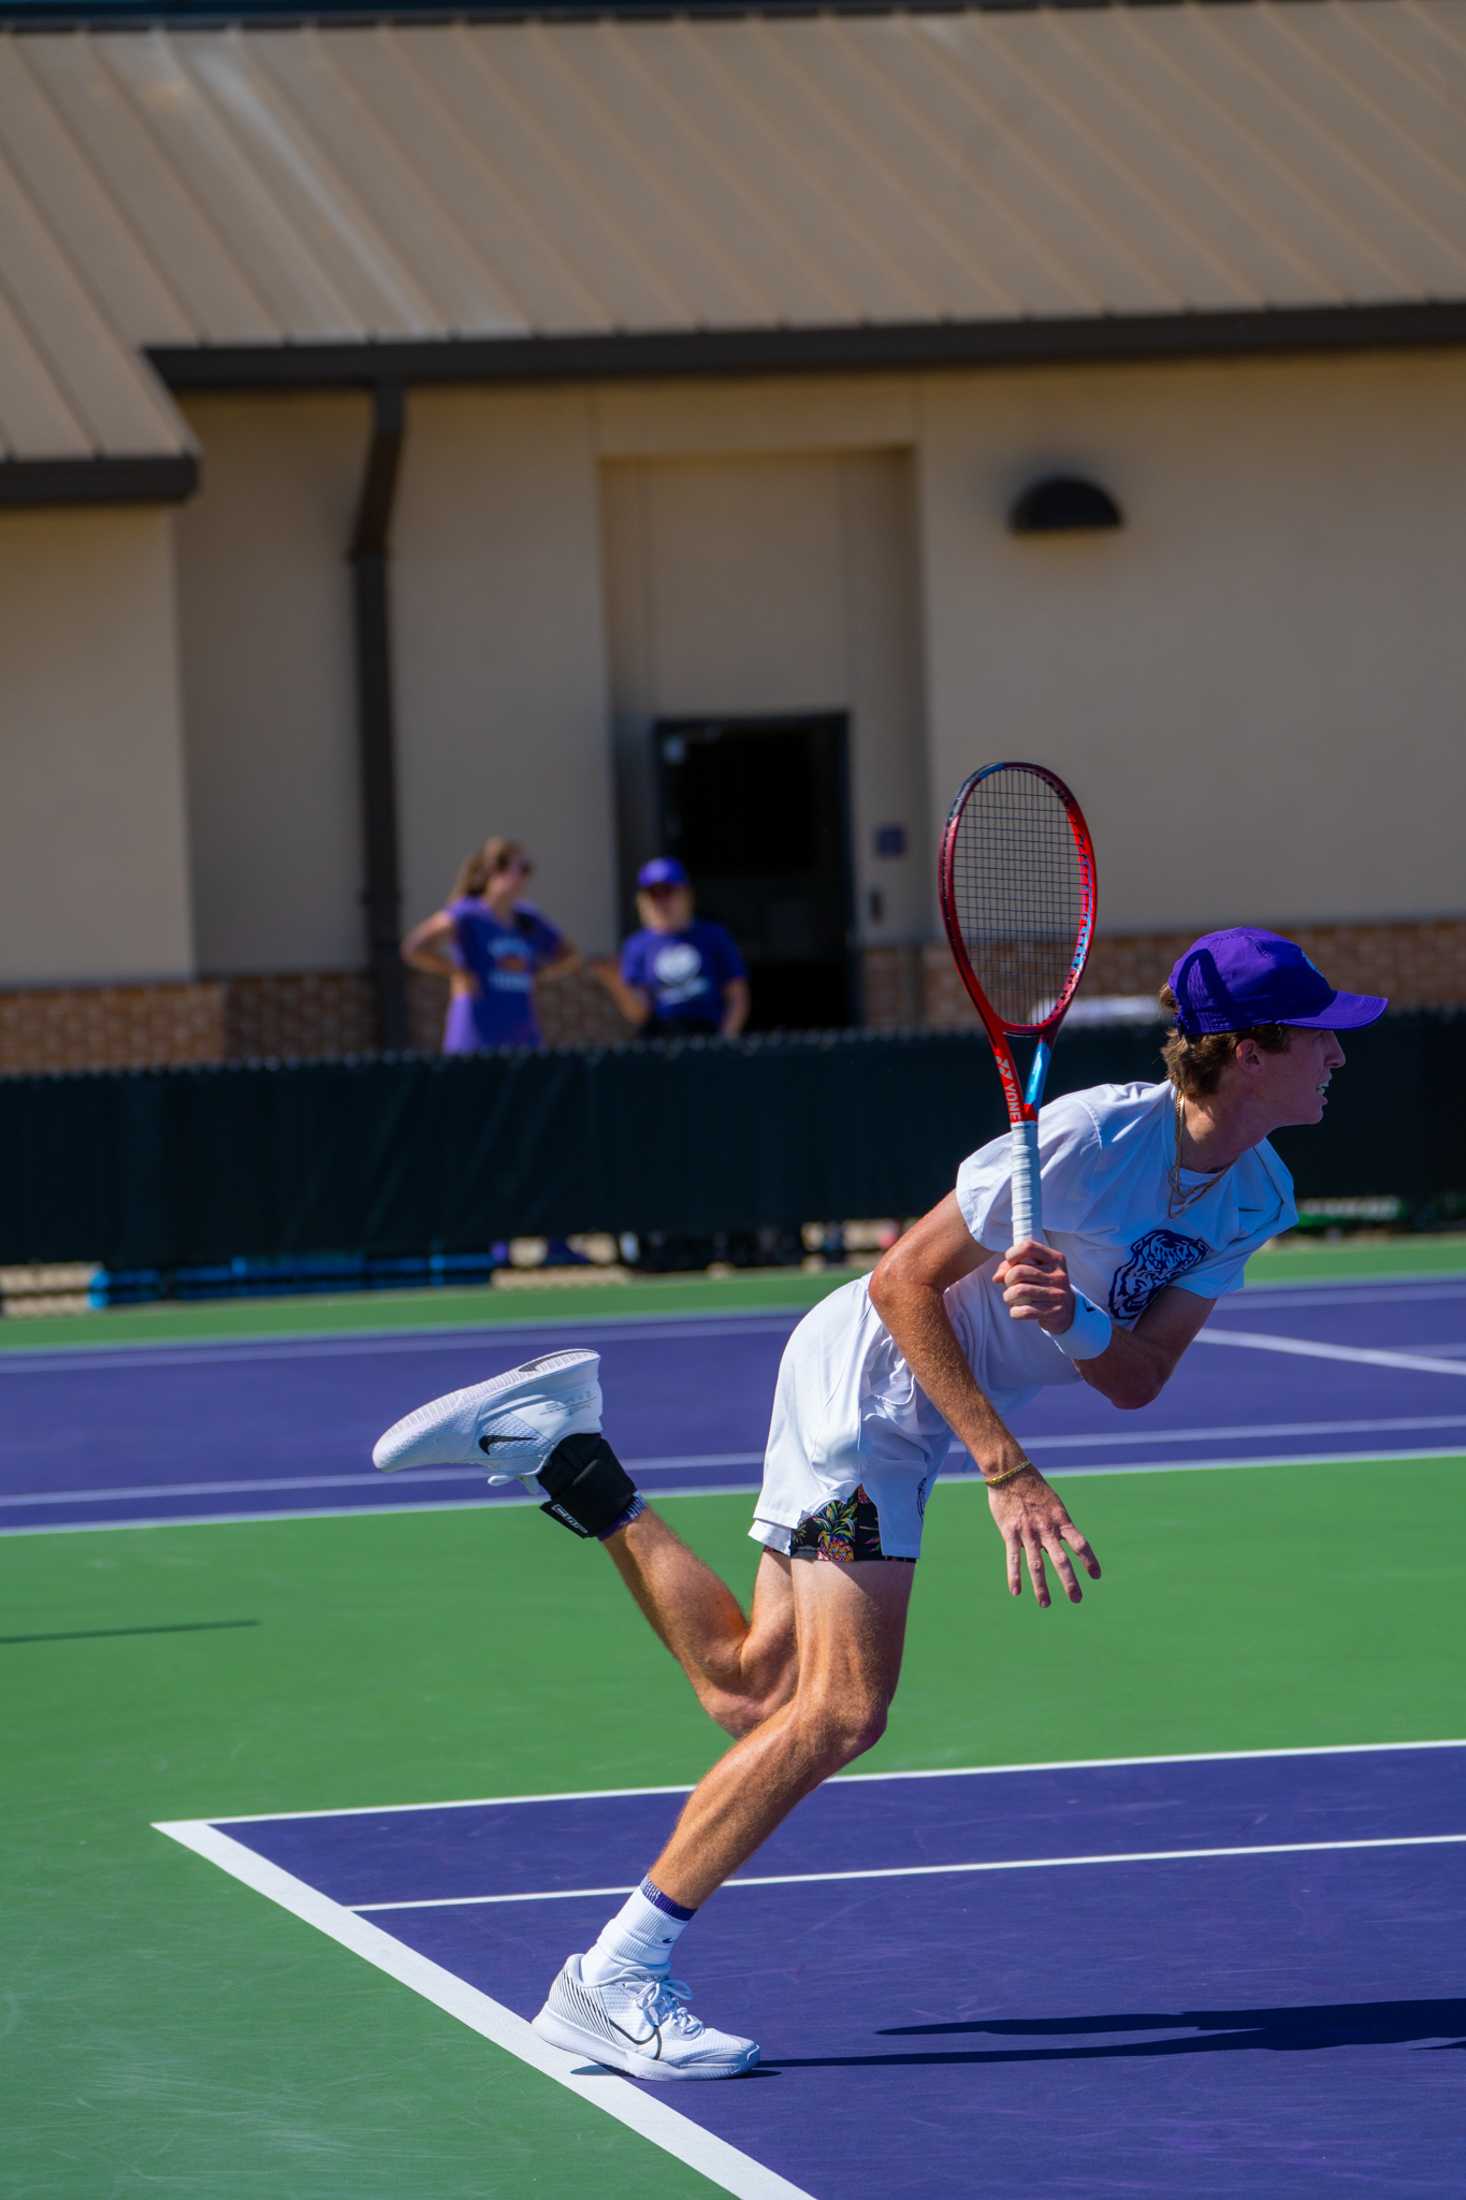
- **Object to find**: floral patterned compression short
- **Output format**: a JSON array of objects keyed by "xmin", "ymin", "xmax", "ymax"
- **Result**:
[{"xmin": 787, "ymin": 1484, "xmax": 917, "ymax": 1565}]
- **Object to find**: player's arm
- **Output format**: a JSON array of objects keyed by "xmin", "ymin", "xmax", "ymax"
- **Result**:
[
  {"xmin": 539, "ymin": 937, "xmax": 581, "ymax": 981},
  {"xmin": 586, "ymin": 957, "xmax": 653, "ymax": 1026},
  {"xmin": 719, "ymin": 977, "xmax": 750, "ymax": 1037},
  {"xmin": 401, "ymin": 910, "xmax": 458, "ymax": 978},
  {"xmin": 997, "ymin": 1241, "xmax": 1214, "ymax": 1408},
  {"xmin": 871, "ymin": 1199, "xmax": 1101, "ymax": 1607}
]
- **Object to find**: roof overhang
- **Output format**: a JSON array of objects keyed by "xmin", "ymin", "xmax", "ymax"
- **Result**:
[
  {"xmin": 151, "ymin": 302, "xmax": 1466, "ymax": 396},
  {"xmin": 0, "ymin": 453, "xmax": 199, "ymax": 509}
]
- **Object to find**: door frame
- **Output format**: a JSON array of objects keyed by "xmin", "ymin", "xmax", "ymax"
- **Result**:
[{"xmin": 650, "ymin": 710, "xmax": 861, "ymax": 1029}]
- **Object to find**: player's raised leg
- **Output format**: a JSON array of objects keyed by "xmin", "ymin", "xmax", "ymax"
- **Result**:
[
  {"xmin": 604, "ymin": 1518, "xmax": 795, "ymax": 1735},
  {"xmin": 373, "ymin": 1350, "xmax": 796, "ymax": 1735}
]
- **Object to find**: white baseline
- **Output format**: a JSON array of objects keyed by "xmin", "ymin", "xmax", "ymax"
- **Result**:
[{"xmin": 152, "ymin": 1820, "xmax": 812, "ymax": 2200}]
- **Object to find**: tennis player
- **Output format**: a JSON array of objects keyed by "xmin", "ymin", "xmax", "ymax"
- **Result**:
[{"xmin": 374, "ymin": 927, "xmax": 1386, "ymax": 2079}]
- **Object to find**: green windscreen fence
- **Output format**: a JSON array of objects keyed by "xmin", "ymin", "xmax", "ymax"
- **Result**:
[{"xmin": 1, "ymin": 1016, "xmax": 1460, "ymax": 1271}]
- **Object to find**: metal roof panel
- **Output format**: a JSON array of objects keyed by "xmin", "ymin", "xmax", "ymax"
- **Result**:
[
  {"xmin": 0, "ymin": 41, "xmax": 194, "ymax": 346},
  {"xmin": 0, "ymin": 133, "xmax": 190, "ymax": 454},
  {"xmin": 0, "ymin": 4, "xmax": 1462, "ymax": 486}
]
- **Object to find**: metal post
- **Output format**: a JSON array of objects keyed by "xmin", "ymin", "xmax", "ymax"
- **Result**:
[{"xmin": 350, "ymin": 382, "xmax": 408, "ymax": 1051}]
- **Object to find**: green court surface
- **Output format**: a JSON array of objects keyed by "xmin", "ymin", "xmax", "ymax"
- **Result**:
[
  {"xmin": 6, "ymin": 1236, "xmax": 1464, "ymax": 2196},
  {"xmin": 9, "ymin": 1472, "xmax": 1466, "ymax": 2198}
]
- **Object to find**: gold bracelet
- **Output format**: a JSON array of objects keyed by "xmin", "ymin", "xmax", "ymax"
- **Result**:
[{"xmin": 982, "ymin": 1457, "xmax": 1034, "ymax": 1490}]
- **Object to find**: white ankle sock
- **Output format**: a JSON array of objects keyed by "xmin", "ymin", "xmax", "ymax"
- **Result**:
[{"xmin": 581, "ymin": 1878, "xmax": 696, "ymax": 1984}]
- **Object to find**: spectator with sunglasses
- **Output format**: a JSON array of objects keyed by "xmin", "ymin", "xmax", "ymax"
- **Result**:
[
  {"xmin": 401, "ymin": 836, "xmax": 580, "ymax": 1053},
  {"xmin": 593, "ymin": 858, "xmax": 750, "ymax": 1040}
]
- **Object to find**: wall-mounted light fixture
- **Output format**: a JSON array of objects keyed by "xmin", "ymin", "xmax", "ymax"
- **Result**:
[{"xmin": 1008, "ymin": 474, "xmax": 1123, "ymax": 535}]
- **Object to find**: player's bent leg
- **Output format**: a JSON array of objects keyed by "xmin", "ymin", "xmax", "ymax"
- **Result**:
[
  {"xmin": 533, "ymin": 1486, "xmax": 916, "ymax": 2081},
  {"xmin": 646, "ymin": 1517, "xmax": 917, "ymax": 1911},
  {"xmin": 605, "ymin": 1522, "xmax": 796, "ymax": 1736}
]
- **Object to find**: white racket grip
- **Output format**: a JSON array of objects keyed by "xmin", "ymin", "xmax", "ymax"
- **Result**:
[{"xmin": 1010, "ymin": 1119, "xmax": 1043, "ymax": 1246}]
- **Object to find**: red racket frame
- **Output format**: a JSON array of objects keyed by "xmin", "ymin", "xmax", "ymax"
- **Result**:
[{"xmin": 937, "ymin": 760, "xmax": 1098, "ymax": 1243}]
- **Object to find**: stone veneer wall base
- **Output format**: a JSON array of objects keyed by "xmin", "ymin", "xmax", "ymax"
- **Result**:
[
  {"xmin": 0, "ymin": 965, "xmax": 632, "ymax": 1074},
  {"xmin": 921, "ymin": 920, "xmax": 1466, "ymax": 1030},
  {"xmin": 1, "ymin": 920, "xmax": 1460, "ymax": 1074}
]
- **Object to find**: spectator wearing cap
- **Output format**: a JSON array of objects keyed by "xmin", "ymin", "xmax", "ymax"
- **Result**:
[
  {"xmin": 592, "ymin": 859, "xmax": 750, "ymax": 1039},
  {"xmin": 401, "ymin": 835, "xmax": 580, "ymax": 1053}
]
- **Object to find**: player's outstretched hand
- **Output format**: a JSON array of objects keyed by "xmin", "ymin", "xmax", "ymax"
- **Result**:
[
  {"xmin": 996, "ymin": 1240, "xmax": 1076, "ymax": 1333},
  {"xmin": 986, "ymin": 1464, "xmax": 1101, "ymax": 1608}
]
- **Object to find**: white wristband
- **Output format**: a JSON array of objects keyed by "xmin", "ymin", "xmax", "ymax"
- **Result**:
[{"xmin": 1050, "ymin": 1290, "xmax": 1113, "ymax": 1363}]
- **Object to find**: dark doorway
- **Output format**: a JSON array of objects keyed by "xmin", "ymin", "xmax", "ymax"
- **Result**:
[{"xmin": 653, "ymin": 713, "xmax": 856, "ymax": 1031}]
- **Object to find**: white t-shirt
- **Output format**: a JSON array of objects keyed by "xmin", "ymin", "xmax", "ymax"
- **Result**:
[{"xmin": 859, "ymin": 1079, "xmax": 1295, "ymax": 1443}]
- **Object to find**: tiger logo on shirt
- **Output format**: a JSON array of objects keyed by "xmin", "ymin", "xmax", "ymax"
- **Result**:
[{"xmin": 1108, "ymin": 1229, "xmax": 1207, "ymax": 1322}]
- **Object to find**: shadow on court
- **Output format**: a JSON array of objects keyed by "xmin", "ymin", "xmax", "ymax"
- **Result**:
[{"xmin": 764, "ymin": 1998, "xmax": 1466, "ymax": 2069}]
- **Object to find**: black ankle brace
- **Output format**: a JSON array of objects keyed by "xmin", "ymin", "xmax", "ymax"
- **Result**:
[{"xmin": 537, "ymin": 1432, "xmax": 639, "ymax": 1539}]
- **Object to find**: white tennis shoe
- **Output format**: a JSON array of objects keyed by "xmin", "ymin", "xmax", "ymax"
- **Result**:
[
  {"xmin": 532, "ymin": 1955, "xmax": 760, "ymax": 2081},
  {"xmin": 371, "ymin": 1349, "xmax": 603, "ymax": 1484}
]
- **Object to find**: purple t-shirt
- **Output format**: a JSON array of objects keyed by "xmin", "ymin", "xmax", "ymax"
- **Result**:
[
  {"xmin": 620, "ymin": 920, "xmax": 746, "ymax": 1031},
  {"xmin": 442, "ymin": 898, "xmax": 564, "ymax": 1052}
]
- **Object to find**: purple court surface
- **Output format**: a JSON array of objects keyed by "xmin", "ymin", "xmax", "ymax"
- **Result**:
[
  {"xmin": 3, "ymin": 1272, "xmax": 1464, "ymax": 1534},
  {"xmin": 159, "ymin": 1742, "xmax": 1466, "ymax": 2198}
]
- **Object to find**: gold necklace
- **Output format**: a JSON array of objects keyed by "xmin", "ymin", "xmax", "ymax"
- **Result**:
[{"xmin": 1168, "ymin": 1094, "xmax": 1235, "ymax": 1217}]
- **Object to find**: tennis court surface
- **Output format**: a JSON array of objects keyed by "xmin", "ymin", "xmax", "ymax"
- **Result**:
[
  {"xmin": 6, "ymin": 1246, "xmax": 1465, "ymax": 2195},
  {"xmin": 162, "ymin": 1744, "xmax": 1466, "ymax": 2198},
  {"xmin": 4, "ymin": 1268, "xmax": 1465, "ymax": 1533}
]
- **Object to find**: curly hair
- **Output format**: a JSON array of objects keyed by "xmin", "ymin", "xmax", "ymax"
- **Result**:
[{"xmin": 1158, "ymin": 984, "xmax": 1293, "ymax": 1098}]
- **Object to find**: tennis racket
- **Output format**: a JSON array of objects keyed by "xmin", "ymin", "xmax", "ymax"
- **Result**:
[{"xmin": 938, "ymin": 761, "xmax": 1098, "ymax": 1246}]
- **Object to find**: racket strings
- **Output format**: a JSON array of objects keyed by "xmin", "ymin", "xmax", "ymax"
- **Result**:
[{"xmin": 949, "ymin": 772, "xmax": 1086, "ymax": 1027}]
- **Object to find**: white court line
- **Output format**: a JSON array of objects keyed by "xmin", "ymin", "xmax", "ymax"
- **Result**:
[
  {"xmin": 11, "ymin": 1413, "xmax": 1466, "ymax": 1513},
  {"xmin": 0, "ymin": 1451, "xmax": 764, "ymax": 1510},
  {"xmin": 205, "ymin": 1737, "xmax": 1466, "ymax": 1826},
  {"xmin": 355, "ymin": 1831, "xmax": 1466, "ymax": 1913},
  {"xmin": 151, "ymin": 1819, "xmax": 810, "ymax": 2200},
  {"xmin": 8, "ymin": 1444, "xmax": 1466, "ymax": 1537},
  {"xmin": 1037, "ymin": 1412, "xmax": 1466, "ymax": 1447},
  {"xmin": 0, "ymin": 1306, "xmax": 816, "ymax": 1368},
  {"xmin": 1215, "ymin": 1280, "xmax": 1466, "ymax": 1310},
  {"xmin": 1052, "ymin": 1445, "xmax": 1466, "ymax": 1478},
  {"xmin": 1197, "ymin": 1329, "xmax": 1466, "ymax": 1379},
  {"xmin": 0, "ymin": 1316, "xmax": 799, "ymax": 1376}
]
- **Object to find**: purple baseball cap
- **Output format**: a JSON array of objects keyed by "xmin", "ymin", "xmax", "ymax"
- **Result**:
[
  {"xmin": 638, "ymin": 856, "xmax": 689, "ymax": 890},
  {"xmin": 1168, "ymin": 928, "xmax": 1388, "ymax": 1036}
]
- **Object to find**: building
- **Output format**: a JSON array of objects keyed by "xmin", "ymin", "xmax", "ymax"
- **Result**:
[{"xmin": 2, "ymin": 0, "xmax": 1464, "ymax": 1070}]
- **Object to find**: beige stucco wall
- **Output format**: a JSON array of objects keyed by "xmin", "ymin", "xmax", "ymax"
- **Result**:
[
  {"xmin": 917, "ymin": 348, "xmax": 1466, "ymax": 933},
  {"xmin": 174, "ymin": 386, "xmax": 618, "ymax": 970},
  {"xmin": 594, "ymin": 350, "xmax": 1466, "ymax": 946},
  {"xmin": 175, "ymin": 393, "xmax": 369, "ymax": 974},
  {"xmin": 600, "ymin": 433, "xmax": 928, "ymax": 945},
  {"xmin": 392, "ymin": 386, "xmax": 617, "ymax": 956},
  {"xmin": 37, "ymin": 343, "xmax": 1460, "ymax": 1003},
  {"xmin": 0, "ymin": 505, "xmax": 192, "ymax": 986}
]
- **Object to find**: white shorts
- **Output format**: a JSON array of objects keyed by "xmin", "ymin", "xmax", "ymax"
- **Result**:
[{"xmin": 750, "ymin": 1278, "xmax": 951, "ymax": 1562}]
